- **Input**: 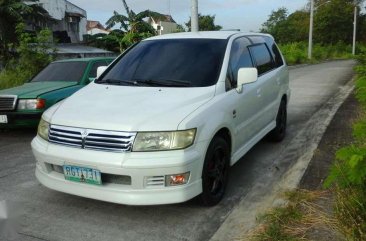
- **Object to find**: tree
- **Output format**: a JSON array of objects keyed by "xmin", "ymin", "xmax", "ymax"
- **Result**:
[
  {"xmin": 260, "ymin": 7, "xmax": 309, "ymax": 44},
  {"xmin": 105, "ymin": 0, "xmax": 164, "ymax": 51},
  {"xmin": 0, "ymin": 0, "xmax": 47, "ymax": 64},
  {"xmin": 314, "ymin": 0, "xmax": 362, "ymax": 44},
  {"xmin": 0, "ymin": 23, "xmax": 54, "ymax": 89},
  {"xmin": 261, "ymin": 7, "xmax": 288, "ymax": 34},
  {"xmin": 106, "ymin": 0, "xmax": 163, "ymax": 34},
  {"xmin": 185, "ymin": 14, "xmax": 222, "ymax": 31}
]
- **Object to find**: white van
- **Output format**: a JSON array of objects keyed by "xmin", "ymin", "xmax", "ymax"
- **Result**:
[{"xmin": 32, "ymin": 31, "xmax": 290, "ymax": 206}]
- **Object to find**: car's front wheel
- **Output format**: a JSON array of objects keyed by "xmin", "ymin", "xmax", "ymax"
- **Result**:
[{"xmin": 200, "ymin": 136, "xmax": 230, "ymax": 206}]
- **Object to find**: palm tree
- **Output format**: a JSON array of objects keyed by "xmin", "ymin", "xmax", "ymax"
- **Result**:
[{"xmin": 106, "ymin": 0, "xmax": 164, "ymax": 35}]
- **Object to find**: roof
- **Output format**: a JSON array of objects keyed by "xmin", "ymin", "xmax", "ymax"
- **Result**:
[
  {"xmin": 55, "ymin": 44, "xmax": 112, "ymax": 54},
  {"xmin": 54, "ymin": 57, "xmax": 115, "ymax": 63},
  {"xmin": 150, "ymin": 14, "xmax": 176, "ymax": 23},
  {"xmin": 145, "ymin": 31, "xmax": 272, "ymax": 41},
  {"xmin": 87, "ymin": 20, "xmax": 108, "ymax": 31}
]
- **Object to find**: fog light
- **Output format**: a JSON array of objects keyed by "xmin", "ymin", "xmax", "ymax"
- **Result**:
[{"xmin": 165, "ymin": 172, "xmax": 190, "ymax": 186}]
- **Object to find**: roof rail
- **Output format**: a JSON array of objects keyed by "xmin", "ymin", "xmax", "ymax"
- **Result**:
[{"xmin": 221, "ymin": 29, "xmax": 240, "ymax": 31}]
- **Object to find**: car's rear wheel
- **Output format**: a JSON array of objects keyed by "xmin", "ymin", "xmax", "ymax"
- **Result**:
[
  {"xmin": 268, "ymin": 98, "xmax": 287, "ymax": 142},
  {"xmin": 200, "ymin": 136, "xmax": 230, "ymax": 206}
]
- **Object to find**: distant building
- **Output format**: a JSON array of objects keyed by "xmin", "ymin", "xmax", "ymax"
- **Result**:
[
  {"xmin": 25, "ymin": 0, "xmax": 87, "ymax": 43},
  {"xmin": 147, "ymin": 15, "xmax": 178, "ymax": 35},
  {"xmin": 86, "ymin": 20, "xmax": 110, "ymax": 35}
]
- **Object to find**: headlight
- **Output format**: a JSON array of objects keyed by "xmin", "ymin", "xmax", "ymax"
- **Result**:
[
  {"xmin": 38, "ymin": 118, "xmax": 50, "ymax": 141},
  {"xmin": 133, "ymin": 129, "xmax": 196, "ymax": 152},
  {"xmin": 18, "ymin": 99, "xmax": 46, "ymax": 110}
]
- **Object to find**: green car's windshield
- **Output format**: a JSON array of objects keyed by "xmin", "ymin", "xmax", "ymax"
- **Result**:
[{"xmin": 31, "ymin": 62, "xmax": 88, "ymax": 82}]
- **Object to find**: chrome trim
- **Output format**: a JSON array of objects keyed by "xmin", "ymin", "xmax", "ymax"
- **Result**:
[
  {"xmin": 0, "ymin": 95, "xmax": 18, "ymax": 111},
  {"xmin": 49, "ymin": 125, "xmax": 136, "ymax": 152},
  {"xmin": 145, "ymin": 176, "xmax": 165, "ymax": 188}
]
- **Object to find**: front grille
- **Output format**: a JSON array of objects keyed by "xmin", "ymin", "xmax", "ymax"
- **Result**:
[
  {"xmin": 0, "ymin": 95, "xmax": 17, "ymax": 111},
  {"xmin": 49, "ymin": 125, "xmax": 136, "ymax": 152},
  {"xmin": 145, "ymin": 176, "xmax": 166, "ymax": 188}
]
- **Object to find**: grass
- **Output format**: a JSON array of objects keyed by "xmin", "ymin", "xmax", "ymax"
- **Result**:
[
  {"xmin": 245, "ymin": 190, "xmax": 338, "ymax": 241},
  {"xmin": 247, "ymin": 53, "xmax": 366, "ymax": 241},
  {"xmin": 279, "ymin": 42, "xmax": 362, "ymax": 65}
]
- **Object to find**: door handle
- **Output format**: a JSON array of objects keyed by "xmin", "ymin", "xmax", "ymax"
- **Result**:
[
  {"xmin": 257, "ymin": 88, "xmax": 261, "ymax": 97},
  {"xmin": 276, "ymin": 78, "xmax": 281, "ymax": 85}
]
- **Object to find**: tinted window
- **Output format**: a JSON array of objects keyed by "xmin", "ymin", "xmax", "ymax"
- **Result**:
[
  {"xmin": 32, "ymin": 62, "xmax": 88, "ymax": 82},
  {"xmin": 100, "ymin": 39, "xmax": 228, "ymax": 87},
  {"xmin": 263, "ymin": 36, "xmax": 284, "ymax": 67},
  {"xmin": 227, "ymin": 37, "xmax": 253, "ymax": 90},
  {"xmin": 248, "ymin": 44, "xmax": 274, "ymax": 75},
  {"xmin": 88, "ymin": 61, "xmax": 107, "ymax": 78},
  {"xmin": 271, "ymin": 44, "xmax": 284, "ymax": 67}
]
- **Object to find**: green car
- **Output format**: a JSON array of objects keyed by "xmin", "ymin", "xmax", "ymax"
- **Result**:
[{"xmin": 0, "ymin": 57, "xmax": 114, "ymax": 128}]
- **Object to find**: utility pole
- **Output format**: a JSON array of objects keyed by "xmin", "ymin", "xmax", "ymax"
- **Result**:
[
  {"xmin": 191, "ymin": 0, "xmax": 199, "ymax": 32},
  {"xmin": 308, "ymin": 0, "xmax": 314, "ymax": 59},
  {"xmin": 352, "ymin": 3, "xmax": 357, "ymax": 55}
]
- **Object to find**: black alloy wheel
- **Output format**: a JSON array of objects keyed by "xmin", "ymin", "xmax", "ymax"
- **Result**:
[{"xmin": 200, "ymin": 136, "xmax": 230, "ymax": 206}]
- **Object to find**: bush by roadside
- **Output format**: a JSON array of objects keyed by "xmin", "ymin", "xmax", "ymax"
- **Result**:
[
  {"xmin": 0, "ymin": 24, "xmax": 54, "ymax": 90},
  {"xmin": 279, "ymin": 42, "xmax": 365, "ymax": 65},
  {"xmin": 245, "ymin": 54, "xmax": 366, "ymax": 241},
  {"xmin": 323, "ymin": 54, "xmax": 366, "ymax": 240}
]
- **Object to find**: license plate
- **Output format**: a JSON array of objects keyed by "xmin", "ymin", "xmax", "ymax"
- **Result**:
[
  {"xmin": 0, "ymin": 115, "xmax": 7, "ymax": 124},
  {"xmin": 63, "ymin": 165, "xmax": 102, "ymax": 185}
]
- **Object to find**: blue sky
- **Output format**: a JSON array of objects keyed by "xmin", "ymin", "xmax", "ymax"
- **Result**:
[{"xmin": 69, "ymin": 0, "xmax": 309, "ymax": 31}]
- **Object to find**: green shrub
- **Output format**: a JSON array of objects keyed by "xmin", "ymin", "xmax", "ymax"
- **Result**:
[
  {"xmin": 279, "ymin": 42, "xmax": 360, "ymax": 65},
  {"xmin": 324, "ymin": 53, "xmax": 366, "ymax": 241},
  {"xmin": 0, "ymin": 23, "xmax": 54, "ymax": 90}
]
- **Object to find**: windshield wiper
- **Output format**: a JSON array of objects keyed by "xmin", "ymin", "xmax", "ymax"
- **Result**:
[
  {"xmin": 134, "ymin": 79, "xmax": 191, "ymax": 87},
  {"xmin": 96, "ymin": 79, "xmax": 138, "ymax": 86}
]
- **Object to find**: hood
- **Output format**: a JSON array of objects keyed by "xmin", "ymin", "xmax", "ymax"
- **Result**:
[
  {"xmin": 0, "ymin": 81, "xmax": 78, "ymax": 99},
  {"xmin": 48, "ymin": 83, "xmax": 215, "ymax": 131}
]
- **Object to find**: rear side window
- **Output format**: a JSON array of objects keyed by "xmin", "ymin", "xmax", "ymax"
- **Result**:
[
  {"xmin": 271, "ymin": 44, "xmax": 284, "ymax": 67},
  {"xmin": 263, "ymin": 36, "xmax": 284, "ymax": 67},
  {"xmin": 248, "ymin": 44, "xmax": 274, "ymax": 75}
]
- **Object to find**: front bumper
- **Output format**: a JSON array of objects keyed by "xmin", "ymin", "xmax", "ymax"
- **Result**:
[
  {"xmin": 0, "ymin": 111, "xmax": 42, "ymax": 128},
  {"xmin": 31, "ymin": 136, "xmax": 207, "ymax": 205}
]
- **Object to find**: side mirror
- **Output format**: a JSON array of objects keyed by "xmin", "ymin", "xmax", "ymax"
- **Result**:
[
  {"xmin": 236, "ymin": 68, "xmax": 258, "ymax": 93},
  {"xmin": 96, "ymin": 66, "xmax": 108, "ymax": 79}
]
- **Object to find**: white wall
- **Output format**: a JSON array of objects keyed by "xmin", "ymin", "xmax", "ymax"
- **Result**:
[{"xmin": 87, "ymin": 28, "xmax": 110, "ymax": 35}]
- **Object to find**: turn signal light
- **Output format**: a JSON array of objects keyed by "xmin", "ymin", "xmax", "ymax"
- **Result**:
[
  {"xmin": 36, "ymin": 99, "xmax": 46, "ymax": 109},
  {"xmin": 165, "ymin": 172, "xmax": 190, "ymax": 186}
]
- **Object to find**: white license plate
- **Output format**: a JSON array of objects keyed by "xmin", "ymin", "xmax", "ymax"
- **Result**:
[
  {"xmin": 0, "ymin": 115, "xmax": 8, "ymax": 124},
  {"xmin": 63, "ymin": 165, "xmax": 102, "ymax": 185}
]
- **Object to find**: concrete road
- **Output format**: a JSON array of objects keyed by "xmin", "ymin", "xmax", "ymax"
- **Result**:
[{"xmin": 0, "ymin": 60, "xmax": 356, "ymax": 241}]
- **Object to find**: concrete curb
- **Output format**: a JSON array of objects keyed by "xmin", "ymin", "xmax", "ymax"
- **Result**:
[{"xmin": 209, "ymin": 77, "xmax": 355, "ymax": 241}]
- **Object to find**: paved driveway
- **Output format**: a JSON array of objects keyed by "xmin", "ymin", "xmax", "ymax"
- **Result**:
[{"xmin": 0, "ymin": 60, "xmax": 356, "ymax": 241}]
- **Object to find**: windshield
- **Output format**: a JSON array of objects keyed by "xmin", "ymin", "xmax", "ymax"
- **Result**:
[
  {"xmin": 97, "ymin": 39, "xmax": 228, "ymax": 87},
  {"xmin": 31, "ymin": 62, "xmax": 88, "ymax": 82}
]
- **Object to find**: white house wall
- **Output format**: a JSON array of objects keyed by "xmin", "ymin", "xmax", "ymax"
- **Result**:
[{"xmin": 38, "ymin": 0, "xmax": 66, "ymax": 20}]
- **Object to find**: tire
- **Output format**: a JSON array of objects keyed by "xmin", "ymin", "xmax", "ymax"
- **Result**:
[
  {"xmin": 268, "ymin": 98, "xmax": 287, "ymax": 142},
  {"xmin": 200, "ymin": 136, "xmax": 230, "ymax": 206}
]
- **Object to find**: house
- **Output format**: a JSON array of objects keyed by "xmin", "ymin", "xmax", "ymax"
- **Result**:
[
  {"xmin": 25, "ymin": 0, "xmax": 87, "ymax": 43},
  {"xmin": 87, "ymin": 21, "xmax": 110, "ymax": 35},
  {"xmin": 147, "ymin": 15, "xmax": 178, "ymax": 35}
]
